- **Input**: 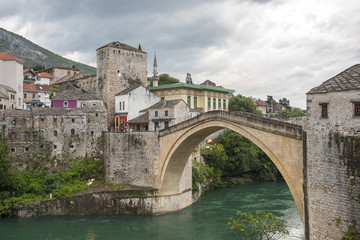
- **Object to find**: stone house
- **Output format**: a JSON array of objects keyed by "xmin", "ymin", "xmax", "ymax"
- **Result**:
[
  {"xmin": 127, "ymin": 99, "xmax": 190, "ymax": 131},
  {"xmin": 253, "ymin": 99, "xmax": 267, "ymax": 115},
  {"xmin": 0, "ymin": 84, "xmax": 16, "ymax": 109},
  {"xmin": 114, "ymin": 85, "xmax": 159, "ymax": 131},
  {"xmin": 23, "ymin": 83, "xmax": 52, "ymax": 108},
  {"xmin": 305, "ymin": 64, "xmax": 360, "ymax": 239},
  {"xmin": 43, "ymin": 65, "xmax": 81, "ymax": 84},
  {"xmin": 0, "ymin": 52, "xmax": 23, "ymax": 109},
  {"xmin": 52, "ymin": 83, "xmax": 103, "ymax": 108},
  {"xmin": 0, "ymin": 85, "xmax": 9, "ymax": 110},
  {"xmin": 1, "ymin": 106, "xmax": 107, "ymax": 172}
]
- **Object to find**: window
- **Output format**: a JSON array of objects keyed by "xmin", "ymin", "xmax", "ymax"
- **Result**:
[
  {"xmin": 54, "ymin": 130, "xmax": 58, "ymax": 136},
  {"xmin": 53, "ymin": 118, "xmax": 57, "ymax": 124},
  {"xmin": 154, "ymin": 122, "xmax": 159, "ymax": 130},
  {"xmin": 24, "ymin": 147, "xmax": 30, "ymax": 152},
  {"xmin": 71, "ymin": 129, "xmax": 75, "ymax": 136},
  {"xmin": 161, "ymin": 97, "xmax": 165, "ymax": 102},
  {"xmin": 96, "ymin": 113, "xmax": 98, "ymax": 117},
  {"xmin": 40, "ymin": 144, "xmax": 44, "ymax": 149},
  {"xmin": 122, "ymin": 102, "xmax": 125, "ymax": 110},
  {"xmin": 155, "ymin": 111, "xmax": 158, "ymax": 117},
  {"xmin": 25, "ymin": 132, "xmax": 30, "ymax": 139},
  {"xmin": 72, "ymin": 118, "xmax": 75, "ymax": 123},
  {"xmin": 32, "ymin": 93, "xmax": 35, "ymax": 98},
  {"xmin": 223, "ymin": 99, "xmax": 226, "ymax": 110},
  {"xmin": 64, "ymin": 101, "xmax": 68, "ymax": 107},
  {"xmin": 40, "ymin": 129, "xmax": 45, "ymax": 137},
  {"xmin": 54, "ymin": 145, "xmax": 57, "ymax": 150},
  {"xmin": 10, "ymin": 147, "xmax": 16, "ymax": 153},
  {"xmin": 165, "ymin": 110, "xmax": 168, "ymax": 116},
  {"xmin": 164, "ymin": 122, "xmax": 169, "ymax": 128},
  {"xmin": 208, "ymin": 98, "xmax": 211, "ymax": 109},
  {"xmin": 218, "ymin": 99, "xmax": 221, "ymax": 110},
  {"xmin": 320, "ymin": 103, "xmax": 328, "ymax": 118},
  {"xmin": 354, "ymin": 103, "xmax": 360, "ymax": 117},
  {"xmin": 82, "ymin": 103, "xmax": 86, "ymax": 107},
  {"xmin": 213, "ymin": 98, "xmax": 216, "ymax": 109},
  {"xmin": 92, "ymin": 102, "xmax": 97, "ymax": 106},
  {"xmin": 11, "ymin": 132, "xmax": 16, "ymax": 139},
  {"xmin": 24, "ymin": 93, "xmax": 27, "ymax": 98},
  {"xmin": 69, "ymin": 144, "xmax": 74, "ymax": 149},
  {"xmin": 91, "ymin": 131, "xmax": 94, "ymax": 136},
  {"xmin": 194, "ymin": 97, "xmax": 197, "ymax": 108},
  {"xmin": 187, "ymin": 96, "xmax": 191, "ymax": 106},
  {"xmin": 119, "ymin": 102, "xmax": 122, "ymax": 110},
  {"xmin": 0, "ymin": 105, "xmax": 3, "ymax": 110}
]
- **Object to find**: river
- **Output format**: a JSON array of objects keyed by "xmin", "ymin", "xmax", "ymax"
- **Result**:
[{"xmin": 0, "ymin": 181, "xmax": 303, "ymax": 240}]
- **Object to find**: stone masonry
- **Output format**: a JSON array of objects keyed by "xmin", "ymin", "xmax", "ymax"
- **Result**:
[{"xmin": 305, "ymin": 64, "xmax": 360, "ymax": 239}]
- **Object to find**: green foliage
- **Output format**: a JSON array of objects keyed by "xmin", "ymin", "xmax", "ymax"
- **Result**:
[
  {"xmin": 279, "ymin": 108, "xmax": 306, "ymax": 118},
  {"xmin": 279, "ymin": 98, "xmax": 291, "ymax": 110},
  {"xmin": 228, "ymin": 211, "xmax": 289, "ymax": 240},
  {"xmin": 229, "ymin": 94, "xmax": 262, "ymax": 115},
  {"xmin": 0, "ymin": 138, "xmax": 11, "ymax": 189},
  {"xmin": 49, "ymin": 85, "xmax": 60, "ymax": 100},
  {"xmin": 343, "ymin": 225, "xmax": 356, "ymax": 240},
  {"xmin": 29, "ymin": 64, "xmax": 45, "ymax": 71},
  {"xmin": 158, "ymin": 73, "xmax": 180, "ymax": 86},
  {"xmin": 0, "ymin": 157, "xmax": 105, "ymax": 217},
  {"xmin": 192, "ymin": 160, "xmax": 214, "ymax": 191}
]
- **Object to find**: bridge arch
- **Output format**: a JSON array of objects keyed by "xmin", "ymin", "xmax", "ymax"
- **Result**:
[{"xmin": 158, "ymin": 111, "xmax": 304, "ymax": 222}]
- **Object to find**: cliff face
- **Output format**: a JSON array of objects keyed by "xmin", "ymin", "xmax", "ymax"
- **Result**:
[{"xmin": 0, "ymin": 28, "xmax": 96, "ymax": 75}]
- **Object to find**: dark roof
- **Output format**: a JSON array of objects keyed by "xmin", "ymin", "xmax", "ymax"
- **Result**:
[
  {"xmin": 115, "ymin": 85, "xmax": 142, "ymax": 96},
  {"xmin": 52, "ymin": 83, "xmax": 102, "ymax": 101},
  {"xmin": 97, "ymin": 41, "xmax": 147, "ymax": 54},
  {"xmin": 307, "ymin": 64, "xmax": 360, "ymax": 94},
  {"xmin": 0, "ymin": 91, "xmax": 8, "ymax": 99},
  {"xmin": 146, "ymin": 99, "xmax": 184, "ymax": 109},
  {"xmin": 127, "ymin": 112, "xmax": 149, "ymax": 124},
  {"xmin": 0, "ymin": 84, "xmax": 16, "ymax": 92}
]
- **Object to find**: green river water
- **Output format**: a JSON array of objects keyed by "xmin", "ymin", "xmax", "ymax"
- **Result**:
[{"xmin": 0, "ymin": 181, "xmax": 303, "ymax": 240}]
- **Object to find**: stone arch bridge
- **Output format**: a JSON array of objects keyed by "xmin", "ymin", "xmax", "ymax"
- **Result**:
[{"xmin": 157, "ymin": 111, "xmax": 304, "ymax": 221}]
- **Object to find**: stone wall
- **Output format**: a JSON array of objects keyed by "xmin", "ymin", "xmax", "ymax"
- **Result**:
[
  {"xmin": 305, "ymin": 90, "xmax": 360, "ymax": 239},
  {"xmin": 1, "ymin": 106, "xmax": 107, "ymax": 172},
  {"xmin": 104, "ymin": 132, "xmax": 160, "ymax": 188}
]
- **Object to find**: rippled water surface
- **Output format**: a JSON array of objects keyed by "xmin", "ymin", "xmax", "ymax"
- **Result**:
[{"xmin": 0, "ymin": 181, "xmax": 303, "ymax": 240}]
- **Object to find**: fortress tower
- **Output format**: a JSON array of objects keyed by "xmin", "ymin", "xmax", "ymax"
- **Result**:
[{"xmin": 96, "ymin": 42, "xmax": 147, "ymax": 129}]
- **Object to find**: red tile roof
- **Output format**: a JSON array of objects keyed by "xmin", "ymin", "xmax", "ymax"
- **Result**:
[
  {"xmin": 23, "ymin": 83, "xmax": 52, "ymax": 92},
  {"xmin": 0, "ymin": 52, "xmax": 23, "ymax": 62},
  {"xmin": 23, "ymin": 70, "xmax": 53, "ymax": 78}
]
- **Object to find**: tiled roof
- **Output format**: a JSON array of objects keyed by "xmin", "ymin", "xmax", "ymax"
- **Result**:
[
  {"xmin": 127, "ymin": 112, "xmax": 149, "ymax": 124},
  {"xmin": 115, "ymin": 85, "xmax": 142, "ymax": 96},
  {"xmin": 146, "ymin": 99, "xmax": 184, "ymax": 109},
  {"xmin": 97, "ymin": 41, "xmax": 147, "ymax": 54},
  {"xmin": 23, "ymin": 70, "xmax": 53, "ymax": 79},
  {"xmin": 23, "ymin": 83, "xmax": 52, "ymax": 92},
  {"xmin": 307, "ymin": 64, "xmax": 360, "ymax": 94},
  {"xmin": 0, "ymin": 52, "xmax": 23, "ymax": 63},
  {"xmin": 52, "ymin": 83, "xmax": 101, "ymax": 101}
]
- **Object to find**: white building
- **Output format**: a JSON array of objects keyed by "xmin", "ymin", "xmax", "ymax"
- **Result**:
[
  {"xmin": 0, "ymin": 53, "xmax": 23, "ymax": 109},
  {"xmin": 114, "ymin": 85, "xmax": 159, "ymax": 131}
]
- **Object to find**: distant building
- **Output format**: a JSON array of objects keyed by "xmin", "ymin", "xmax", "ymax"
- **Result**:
[
  {"xmin": 43, "ymin": 65, "xmax": 81, "ymax": 84},
  {"xmin": 23, "ymin": 70, "xmax": 53, "ymax": 85},
  {"xmin": 149, "ymin": 76, "xmax": 234, "ymax": 112},
  {"xmin": 253, "ymin": 99, "xmax": 267, "ymax": 115},
  {"xmin": 0, "ymin": 84, "xmax": 16, "ymax": 110},
  {"xmin": 0, "ymin": 52, "xmax": 23, "ymax": 109},
  {"xmin": 23, "ymin": 83, "xmax": 52, "ymax": 108},
  {"xmin": 52, "ymin": 83, "xmax": 103, "ymax": 108},
  {"xmin": 127, "ymin": 99, "xmax": 190, "ymax": 131},
  {"xmin": 114, "ymin": 85, "xmax": 159, "ymax": 131}
]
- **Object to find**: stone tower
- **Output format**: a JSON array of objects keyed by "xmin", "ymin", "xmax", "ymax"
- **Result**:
[
  {"xmin": 96, "ymin": 42, "xmax": 147, "ymax": 129},
  {"xmin": 152, "ymin": 53, "xmax": 159, "ymax": 87}
]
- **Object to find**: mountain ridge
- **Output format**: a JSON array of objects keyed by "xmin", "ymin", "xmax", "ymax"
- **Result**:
[{"xmin": 0, "ymin": 28, "xmax": 96, "ymax": 75}]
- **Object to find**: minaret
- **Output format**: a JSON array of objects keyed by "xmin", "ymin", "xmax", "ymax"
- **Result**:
[{"xmin": 152, "ymin": 53, "xmax": 159, "ymax": 87}]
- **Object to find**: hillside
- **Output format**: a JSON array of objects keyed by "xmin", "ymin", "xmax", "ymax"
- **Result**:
[{"xmin": 0, "ymin": 28, "xmax": 96, "ymax": 75}]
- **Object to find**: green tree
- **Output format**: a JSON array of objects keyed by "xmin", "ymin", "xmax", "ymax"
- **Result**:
[
  {"xmin": 158, "ymin": 73, "xmax": 180, "ymax": 86},
  {"xmin": 29, "ymin": 64, "xmax": 45, "ymax": 71},
  {"xmin": 0, "ymin": 138, "xmax": 11, "ymax": 190},
  {"xmin": 138, "ymin": 44, "xmax": 142, "ymax": 51},
  {"xmin": 279, "ymin": 108, "xmax": 306, "ymax": 119},
  {"xmin": 228, "ymin": 211, "xmax": 289, "ymax": 240},
  {"xmin": 229, "ymin": 94, "xmax": 262, "ymax": 115},
  {"xmin": 279, "ymin": 98, "xmax": 291, "ymax": 110}
]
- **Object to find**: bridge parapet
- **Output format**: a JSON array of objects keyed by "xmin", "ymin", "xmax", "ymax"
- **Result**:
[{"xmin": 159, "ymin": 111, "xmax": 303, "ymax": 139}]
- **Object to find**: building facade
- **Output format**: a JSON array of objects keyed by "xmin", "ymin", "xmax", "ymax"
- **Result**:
[
  {"xmin": 305, "ymin": 64, "xmax": 360, "ymax": 239},
  {"xmin": 43, "ymin": 65, "xmax": 81, "ymax": 84},
  {"xmin": 0, "ymin": 52, "xmax": 23, "ymax": 109},
  {"xmin": 23, "ymin": 83, "xmax": 52, "ymax": 108}
]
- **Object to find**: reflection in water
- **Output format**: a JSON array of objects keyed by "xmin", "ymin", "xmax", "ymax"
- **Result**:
[{"xmin": 0, "ymin": 182, "xmax": 303, "ymax": 240}]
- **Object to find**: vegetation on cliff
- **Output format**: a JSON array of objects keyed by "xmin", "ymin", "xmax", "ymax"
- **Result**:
[{"xmin": 0, "ymin": 149, "xmax": 105, "ymax": 217}]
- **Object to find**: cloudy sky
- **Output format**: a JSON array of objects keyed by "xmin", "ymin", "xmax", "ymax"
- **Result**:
[{"xmin": 1, "ymin": 0, "xmax": 360, "ymax": 108}]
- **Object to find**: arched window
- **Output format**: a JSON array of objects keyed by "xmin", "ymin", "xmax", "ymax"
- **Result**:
[
  {"xmin": 82, "ymin": 102, "xmax": 86, "ymax": 107},
  {"xmin": 71, "ymin": 129, "xmax": 75, "ymax": 136},
  {"xmin": 54, "ymin": 130, "xmax": 58, "ymax": 136},
  {"xmin": 92, "ymin": 102, "xmax": 97, "ymax": 106},
  {"xmin": 64, "ymin": 101, "xmax": 68, "ymax": 108},
  {"xmin": 40, "ymin": 129, "xmax": 45, "ymax": 137}
]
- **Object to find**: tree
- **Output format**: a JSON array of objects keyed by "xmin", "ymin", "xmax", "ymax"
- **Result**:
[
  {"xmin": 138, "ymin": 44, "xmax": 142, "ymax": 51},
  {"xmin": 0, "ymin": 137, "xmax": 11, "ymax": 190},
  {"xmin": 29, "ymin": 64, "xmax": 45, "ymax": 71},
  {"xmin": 229, "ymin": 94, "xmax": 262, "ymax": 115},
  {"xmin": 279, "ymin": 108, "xmax": 306, "ymax": 119},
  {"xmin": 158, "ymin": 73, "xmax": 180, "ymax": 86},
  {"xmin": 279, "ymin": 98, "xmax": 291, "ymax": 110},
  {"xmin": 228, "ymin": 211, "xmax": 289, "ymax": 240}
]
